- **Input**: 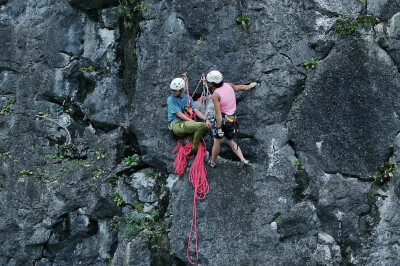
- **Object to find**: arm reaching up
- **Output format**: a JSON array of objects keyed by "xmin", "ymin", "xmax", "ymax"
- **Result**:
[{"xmin": 231, "ymin": 82, "xmax": 258, "ymax": 92}]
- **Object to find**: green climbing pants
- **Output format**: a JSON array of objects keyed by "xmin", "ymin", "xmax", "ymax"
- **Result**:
[{"xmin": 172, "ymin": 121, "xmax": 208, "ymax": 151}]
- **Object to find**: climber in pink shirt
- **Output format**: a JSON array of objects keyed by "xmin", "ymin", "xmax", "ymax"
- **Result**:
[{"xmin": 205, "ymin": 70, "xmax": 257, "ymax": 167}]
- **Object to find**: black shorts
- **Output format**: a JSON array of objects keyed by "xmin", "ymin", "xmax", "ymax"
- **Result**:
[
  {"xmin": 212, "ymin": 114, "xmax": 237, "ymax": 140},
  {"xmin": 212, "ymin": 124, "xmax": 234, "ymax": 140}
]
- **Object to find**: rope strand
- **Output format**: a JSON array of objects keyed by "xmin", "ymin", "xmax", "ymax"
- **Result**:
[{"xmin": 187, "ymin": 141, "xmax": 208, "ymax": 264}]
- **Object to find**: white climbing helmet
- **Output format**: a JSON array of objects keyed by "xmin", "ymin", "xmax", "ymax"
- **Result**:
[
  {"xmin": 206, "ymin": 70, "xmax": 223, "ymax": 84},
  {"xmin": 170, "ymin": 78, "xmax": 186, "ymax": 91}
]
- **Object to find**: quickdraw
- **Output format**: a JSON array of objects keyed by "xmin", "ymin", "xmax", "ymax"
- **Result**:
[{"xmin": 336, "ymin": 211, "xmax": 344, "ymax": 238}]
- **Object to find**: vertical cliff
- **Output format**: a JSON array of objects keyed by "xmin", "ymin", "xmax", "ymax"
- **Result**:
[{"xmin": 1, "ymin": 0, "xmax": 400, "ymax": 265}]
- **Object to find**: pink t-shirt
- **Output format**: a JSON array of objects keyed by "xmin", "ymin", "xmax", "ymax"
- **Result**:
[{"xmin": 215, "ymin": 83, "xmax": 236, "ymax": 115}]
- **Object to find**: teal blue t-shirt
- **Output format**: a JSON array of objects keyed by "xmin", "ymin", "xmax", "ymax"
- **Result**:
[{"xmin": 167, "ymin": 93, "xmax": 197, "ymax": 126}]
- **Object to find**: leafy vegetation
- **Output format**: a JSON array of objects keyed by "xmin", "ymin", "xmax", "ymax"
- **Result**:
[
  {"xmin": 0, "ymin": 107, "xmax": 12, "ymax": 115},
  {"xmin": 197, "ymin": 36, "xmax": 204, "ymax": 45},
  {"xmin": 124, "ymin": 155, "xmax": 139, "ymax": 166},
  {"xmin": 38, "ymin": 109, "xmax": 49, "ymax": 116},
  {"xmin": 333, "ymin": 15, "xmax": 379, "ymax": 37},
  {"xmin": 236, "ymin": 14, "xmax": 249, "ymax": 29},
  {"xmin": 356, "ymin": 15, "xmax": 380, "ymax": 30},
  {"xmin": 20, "ymin": 170, "xmax": 33, "ymax": 177},
  {"xmin": 296, "ymin": 158, "xmax": 305, "ymax": 170},
  {"xmin": 2, "ymin": 152, "xmax": 10, "ymax": 160},
  {"xmin": 299, "ymin": 58, "xmax": 318, "ymax": 70},
  {"xmin": 96, "ymin": 151, "xmax": 107, "ymax": 160},
  {"xmin": 80, "ymin": 66, "xmax": 102, "ymax": 75},
  {"xmin": 93, "ymin": 168, "xmax": 106, "ymax": 180},
  {"xmin": 117, "ymin": 0, "xmax": 148, "ymax": 29},
  {"xmin": 114, "ymin": 193, "xmax": 124, "ymax": 206},
  {"xmin": 373, "ymin": 161, "xmax": 397, "ymax": 184},
  {"xmin": 111, "ymin": 209, "xmax": 160, "ymax": 239},
  {"xmin": 51, "ymin": 166, "xmax": 68, "ymax": 181},
  {"xmin": 7, "ymin": 98, "xmax": 16, "ymax": 104}
]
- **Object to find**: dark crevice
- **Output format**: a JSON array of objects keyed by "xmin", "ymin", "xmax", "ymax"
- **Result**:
[
  {"xmin": 38, "ymin": 94, "xmax": 65, "ymax": 106},
  {"xmin": 116, "ymin": 127, "xmax": 141, "ymax": 162},
  {"xmin": 262, "ymin": 68, "xmax": 280, "ymax": 75},
  {"xmin": 288, "ymin": 139, "xmax": 297, "ymax": 155},
  {"xmin": 76, "ymin": 75, "xmax": 96, "ymax": 103},
  {"xmin": 91, "ymin": 120, "xmax": 119, "ymax": 133},
  {"xmin": 280, "ymin": 52, "xmax": 292, "ymax": 62},
  {"xmin": 292, "ymin": 77, "xmax": 307, "ymax": 101},
  {"xmin": 87, "ymin": 219, "xmax": 99, "ymax": 236},
  {"xmin": 0, "ymin": 0, "xmax": 8, "ymax": 7},
  {"xmin": 116, "ymin": 5, "xmax": 141, "ymax": 99},
  {"xmin": 288, "ymin": 139, "xmax": 312, "ymax": 203},
  {"xmin": 69, "ymin": 103, "xmax": 85, "ymax": 122},
  {"xmin": 51, "ymin": 213, "xmax": 71, "ymax": 242},
  {"xmin": 294, "ymin": 170, "xmax": 309, "ymax": 203}
]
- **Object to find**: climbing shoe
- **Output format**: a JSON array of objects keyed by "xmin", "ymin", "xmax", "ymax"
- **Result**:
[
  {"xmin": 241, "ymin": 160, "xmax": 250, "ymax": 165},
  {"xmin": 206, "ymin": 158, "xmax": 216, "ymax": 168},
  {"xmin": 204, "ymin": 151, "xmax": 210, "ymax": 164}
]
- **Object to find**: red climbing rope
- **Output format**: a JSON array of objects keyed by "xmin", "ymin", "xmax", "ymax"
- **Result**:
[
  {"xmin": 187, "ymin": 141, "xmax": 209, "ymax": 264},
  {"xmin": 173, "ymin": 140, "xmax": 194, "ymax": 176}
]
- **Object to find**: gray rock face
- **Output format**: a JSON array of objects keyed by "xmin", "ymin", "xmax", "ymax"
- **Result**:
[
  {"xmin": 368, "ymin": 0, "xmax": 400, "ymax": 21},
  {"xmin": 1, "ymin": 0, "xmax": 400, "ymax": 265},
  {"xmin": 288, "ymin": 38, "xmax": 400, "ymax": 177}
]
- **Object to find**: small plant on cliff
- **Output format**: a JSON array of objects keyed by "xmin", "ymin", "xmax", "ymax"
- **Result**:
[
  {"xmin": 92, "ymin": 168, "xmax": 106, "ymax": 180},
  {"xmin": 299, "ymin": 58, "xmax": 318, "ymax": 70},
  {"xmin": 236, "ymin": 14, "xmax": 250, "ymax": 29},
  {"xmin": 96, "ymin": 151, "xmax": 107, "ymax": 160},
  {"xmin": 7, "ymin": 98, "xmax": 16, "ymax": 104},
  {"xmin": 111, "ymin": 210, "xmax": 157, "ymax": 239},
  {"xmin": 38, "ymin": 109, "xmax": 49, "ymax": 116},
  {"xmin": 117, "ymin": 0, "xmax": 148, "ymax": 29},
  {"xmin": 356, "ymin": 15, "xmax": 380, "ymax": 30},
  {"xmin": 0, "ymin": 107, "xmax": 12, "ymax": 115},
  {"xmin": 2, "ymin": 152, "xmax": 10, "ymax": 160},
  {"xmin": 197, "ymin": 36, "xmax": 204, "ymax": 45},
  {"xmin": 333, "ymin": 16, "xmax": 359, "ymax": 37},
  {"xmin": 373, "ymin": 161, "xmax": 397, "ymax": 184},
  {"xmin": 124, "ymin": 155, "xmax": 139, "ymax": 166},
  {"xmin": 20, "ymin": 170, "xmax": 33, "ymax": 177},
  {"xmin": 114, "ymin": 193, "xmax": 124, "ymax": 206},
  {"xmin": 296, "ymin": 158, "xmax": 305, "ymax": 170},
  {"xmin": 80, "ymin": 66, "xmax": 102, "ymax": 75}
]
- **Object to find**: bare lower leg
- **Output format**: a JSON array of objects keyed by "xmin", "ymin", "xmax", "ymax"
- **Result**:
[
  {"xmin": 211, "ymin": 138, "xmax": 221, "ymax": 165},
  {"xmin": 226, "ymin": 139, "xmax": 246, "ymax": 162}
]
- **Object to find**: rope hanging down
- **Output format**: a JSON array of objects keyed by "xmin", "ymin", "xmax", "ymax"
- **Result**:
[
  {"xmin": 187, "ymin": 141, "xmax": 209, "ymax": 264},
  {"xmin": 173, "ymin": 140, "xmax": 194, "ymax": 176}
]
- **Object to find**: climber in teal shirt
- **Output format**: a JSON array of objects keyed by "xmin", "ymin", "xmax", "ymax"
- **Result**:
[{"xmin": 168, "ymin": 77, "xmax": 211, "ymax": 152}]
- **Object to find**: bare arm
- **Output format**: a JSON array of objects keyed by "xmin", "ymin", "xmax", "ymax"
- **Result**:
[
  {"xmin": 176, "ymin": 112, "xmax": 195, "ymax": 122},
  {"xmin": 231, "ymin": 82, "xmax": 258, "ymax": 92},
  {"xmin": 194, "ymin": 109, "xmax": 212, "ymax": 129},
  {"xmin": 194, "ymin": 109, "xmax": 207, "ymax": 121},
  {"xmin": 211, "ymin": 92, "xmax": 222, "ymax": 128}
]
